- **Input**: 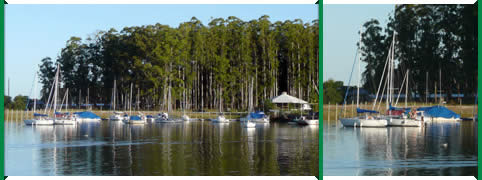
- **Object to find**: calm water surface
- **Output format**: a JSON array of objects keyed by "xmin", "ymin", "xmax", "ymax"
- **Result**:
[
  {"xmin": 6, "ymin": 119, "xmax": 318, "ymax": 176},
  {"xmin": 323, "ymin": 120, "xmax": 477, "ymax": 176}
]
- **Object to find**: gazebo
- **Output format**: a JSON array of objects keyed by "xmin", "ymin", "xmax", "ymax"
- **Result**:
[{"xmin": 271, "ymin": 92, "xmax": 308, "ymax": 111}]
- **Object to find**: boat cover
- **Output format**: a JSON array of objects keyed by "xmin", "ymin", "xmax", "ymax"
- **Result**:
[
  {"xmin": 33, "ymin": 113, "xmax": 48, "ymax": 117},
  {"xmin": 416, "ymin": 106, "xmax": 460, "ymax": 119},
  {"xmin": 130, "ymin": 116, "xmax": 142, "ymax": 120},
  {"xmin": 250, "ymin": 111, "xmax": 266, "ymax": 118},
  {"xmin": 388, "ymin": 105, "xmax": 411, "ymax": 111},
  {"xmin": 356, "ymin": 108, "xmax": 379, "ymax": 114},
  {"xmin": 73, "ymin": 111, "xmax": 101, "ymax": 119}
]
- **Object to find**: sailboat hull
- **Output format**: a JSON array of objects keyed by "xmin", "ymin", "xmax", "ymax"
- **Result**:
[
  {"xmin": 340, "ymin": 118, "xmax": 387, "ymax": 127},
  {"xmin": 297, "ymin": 119, "xmax": 319, "ymax": 125},
  {"xmin": 54, "ymin": 119, "xmax": 76, "ymax": 125},
  {"xmin": 242, "ymin": 122, "xmax": 256, "ymax": 128},
  {"xmin": 24, "ymin": 119, "xmax": 55, "ymax": 125},
  {"xmin": 387, "ymin": 118, "xmax": 421, "ymax": 127}
]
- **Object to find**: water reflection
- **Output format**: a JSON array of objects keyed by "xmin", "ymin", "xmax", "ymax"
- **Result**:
[
  {"xmin": 323, "ymin": 120, "xmax": 476, "ymax": 176},
  {"xmin": 6, "ymin": 120, "xmax": 318, "ymax": 176}
]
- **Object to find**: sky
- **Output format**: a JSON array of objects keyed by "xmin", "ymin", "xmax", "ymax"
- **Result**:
[
  {"xmin": 5, "ymin": 4, "xmax": 318, "ymax": 98},
  {"xmin": 323, "ymin": 4, "xmax": 394, "ymax": 85}
]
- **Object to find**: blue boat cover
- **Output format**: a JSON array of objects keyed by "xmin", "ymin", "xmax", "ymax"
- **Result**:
[
  {"xmin": 250, "ymin": 111, "xmax": 266, "ymax": 118},
  {"xmin": 73, "ymin": 111, "xmax": 101, "ymax": 119},
  {"xmin": 356, "ymin": 108, "xmax": 379, "ymax": 114},
  {"xmin": 130, "ymin": 116, "xmax": 142, "ymax": 120},
  {"xmin": 416, "ymin": 106, "xmax": 460, "ymax": 119},
  {"xmin": 34, "ymin": 113, "xmax": 48, "ymax": 117},
  {"xmin": 146, "ymin": 115, "xmax": 153, "ymax": 118},
  {"xmin": 388, "ymin": 105, "xmax": 411, "ymax": 111}
]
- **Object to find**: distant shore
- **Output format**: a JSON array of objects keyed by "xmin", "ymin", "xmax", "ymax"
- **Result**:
[{"xmin": 322, "ymin": 103, "xmax": 478, "ymax": 121}]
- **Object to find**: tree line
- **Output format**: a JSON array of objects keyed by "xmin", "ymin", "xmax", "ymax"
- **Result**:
[
  {"xmin": 359, "ymin": 4, "xmax": 477, "ymax": 104},
  {"xmin": 4, "ymin": 95, "xmax": 28, "ymax": 110},
  {"xmin": 38, "ymin": 15, "xmax": 319, "ymax": 112}
]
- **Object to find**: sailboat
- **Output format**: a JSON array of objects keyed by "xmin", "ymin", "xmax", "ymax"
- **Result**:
[
  {"xmin": 109, "ymin": 80, "xmax": 124, "ymax": 121},
  {"xmin": 240, "ymin": 79, "xmax": 268, "ymax": 124},
  {"xmin": 24, "ymin": 72, "xmax": 55, "ymax": 125},
  {"xmin": 242, "ymin": 79, "xmax": 256, "ymax": 128},
  {"xmin": 211, "ymin": 85, "xmax": 230, "ymax": 123},
  {"xmin": 54, "ymin": 88, "xmax": 77, "ymax": 125},
  {"xmin": 24, "ymin": 64, "xmax": 69, "ymax": 125},
  {"xmin": 339, "ymin": 29, "xmax": 387, "ymax": 127},
  {"xmin": 123, "ymin": 83, "xmax": 147, "ymax": 124},
  {"xmin": 386, "ymin": 69, "xmax": 421, "ymax": 127}
]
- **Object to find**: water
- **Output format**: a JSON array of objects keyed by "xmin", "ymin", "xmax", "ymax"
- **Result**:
[
  {"xmin": 5, "ymin": 120, "xmax": 318, "ymax": 176},
  {"xmin": 323, "ymin": 120, "xmax": 477, "ymax": 176}
]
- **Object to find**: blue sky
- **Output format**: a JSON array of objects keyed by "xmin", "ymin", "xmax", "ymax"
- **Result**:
[
  {"xmin": 323, "ymin": 4, "xmax": 394, "ymax": 85},
  {"xmin": 5, "ymin": 4, "xmax": 317, "ymax": 98}
]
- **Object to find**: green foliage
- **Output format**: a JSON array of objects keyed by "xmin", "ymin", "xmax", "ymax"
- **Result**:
[
  {"xmin": 323, "ymin": 79, "xmax": 343, "ymax": 104},
  {"xmin": 360, "ymin": 5, "xmax": 477, "ymax": 100},
  {"xmin": 263, "ymin": 99, "xmax": 275, "ymax": 112},
  {"xmin": 4, "ymin": 95, "xmax": 12, "ymax": 109},
  {"xmin": 37, "ymin": 16, "xmax": 319, "ymax": 111},
  {"xmin": 4, "ymin": 95, "xmax": 28, "ymax": 110}
]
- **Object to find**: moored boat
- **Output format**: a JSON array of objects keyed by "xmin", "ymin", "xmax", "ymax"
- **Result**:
[
  {"xmin": 212, "ymin": 114, "xmax": 229, "ymax": 123},
  {"xmin": 109, "ymin": 111, "xmax": 125, "ymax": 121},
  {"xmin": 240, "ymin": 111, "xmax": 269, "ymax": 123}
]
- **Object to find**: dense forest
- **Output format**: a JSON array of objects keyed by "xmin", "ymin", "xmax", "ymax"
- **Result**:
[
  {"xmin": 37, "ymin": 15, "xmax": 319, "ymax": 112},
  {"xmin": 359, "ymin": 4, "xmax": 477, "ymax": 103}
]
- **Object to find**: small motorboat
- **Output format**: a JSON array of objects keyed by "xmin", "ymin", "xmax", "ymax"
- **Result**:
[
  {"xmin": 295, "ymin": 115, "xmax": 319, "ymax": 126},
  {"xmin": 240, "ymin": 111, "xmax": 269, "ymax": 123},
  {"xmin": 242, "ymin": 121, "xmax": 256, "ymax": 128},
  {"xmin": 123, "ymin": 114, "xmax": 147, "ymax": 124},
  {"xmin": 155, "ymin": 112, "xmax": 180, "ymax": 123},
  {"xmin": 212, "ymin": 114, "xmax": 229, "ymax": 123},
  {"xmin": 109, "ymin": 111, "xmax": 125, "ymax": 121},
  {"xmin": 182, "ymin": 114, "xmax": 190, "ymax": 121}
]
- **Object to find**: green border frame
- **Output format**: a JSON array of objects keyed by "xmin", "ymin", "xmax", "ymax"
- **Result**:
[
  {"xmin": 478, "ymin": 0, "xmax": 481, "ymax": 179},
  {"xmin": 318, "ymin": 1, "xmax": 323, "ymax": 179},
  {"xmin": 1, "ymin": 0, "xmax": 4, "ymax": 179}
]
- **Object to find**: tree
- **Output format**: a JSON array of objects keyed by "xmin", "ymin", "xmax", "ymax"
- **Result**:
[
  {"xmin": 37, "ymin": 16, "xmax": 320, "ymax": 111},
  {"xmin": 323, "ymin": 79, "xmax": 343, "ymax": 104}
]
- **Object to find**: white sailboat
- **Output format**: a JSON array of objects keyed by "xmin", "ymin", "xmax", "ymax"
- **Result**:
[
  {"xmin": 212, "ymin": 86, "xmax": 230, "ymax": 123},
  {"xmin": 25, "ymin": 65, "xmax": 62, "ymax": 125},
  {"xmin": 339, "ymin": 29, "xmax": 387, "ymax": 127},
  {"xmin": 54, "ymin": 88, "xmax": 77, "ymax": 125},
  {"xmin": 384, "ymin": 34, "xmax": 421, "ymax": 127},
  {"xmin": 123, "ymin": 83, "xmax": 147, "ymax": 124},
  {"xmin": 241, "ymin": 78, "xmax": 256, "ymax": 128},
  {"xmin": 24, "ymin": 72, "xmax": 55, "ymax": 125},
  {"xmin": 109, "ymin": 80, "xmax": 125, "ymax": 121},
  {"xmin": 240, "ymin": 79, "xmax": 267, "ymax": 125}
]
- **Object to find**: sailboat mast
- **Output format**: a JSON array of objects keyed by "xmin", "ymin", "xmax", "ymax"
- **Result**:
[
  {"xmin": 356, "ymin": 29, "xmax": 362, "ymax": 108},
  {"xmin": 426, "ymin": 72, "xmax": 428, "ymax": 104},
  {"xmin": 405, "ymin": 70, "xmax": 409, "ymax": 108},
  {"xmin": 53, "ymin": 64, "xmax": 60, "ymax": 118},
  {"xmin": 130, "ymin": 83, "xmax": 133, "ymax": 115},
  {"xmin": 66, "ymin": 88, "xmax": 69, "ymax": 111},
  {"xmin": 439, "ymin": 68, "xmax": 442, "ymax": 104},
  {"xmin": 390, "ymin": 33, "xmax": 396, "ymax": 107},
  {"xmin": 33, "ymin": 73, "xmax": 37, "ymax": 113},
  {"xmin": 113, "ymin": 79, "xmax": 116, "ymax": 111}
]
